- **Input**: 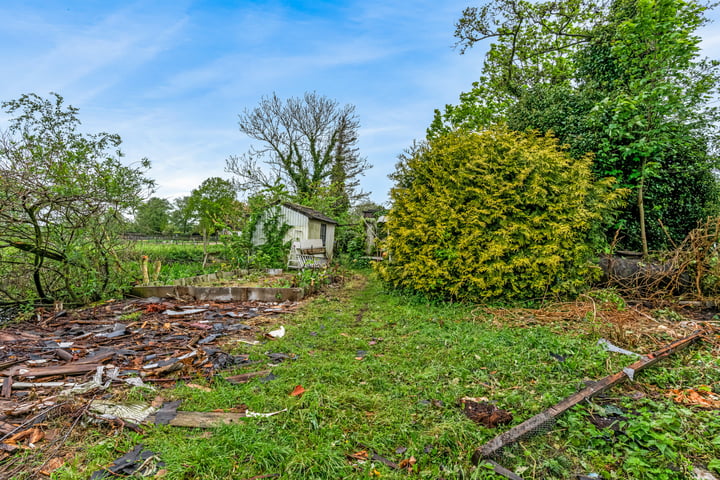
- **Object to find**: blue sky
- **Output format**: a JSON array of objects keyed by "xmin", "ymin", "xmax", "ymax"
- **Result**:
[{"xmin": 1, "ymin": 1, "xmax": 719, "ymax": 206}]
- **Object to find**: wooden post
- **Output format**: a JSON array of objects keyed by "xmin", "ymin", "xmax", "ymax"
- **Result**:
[{"xmin": 141, "ymin": 256, "xmax": 150, "ymax": 284}]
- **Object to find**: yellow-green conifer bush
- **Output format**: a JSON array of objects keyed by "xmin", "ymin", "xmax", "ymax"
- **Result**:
[{"xmin": 377, "ymin": 126, "xmax": 625, "ymax": 301}]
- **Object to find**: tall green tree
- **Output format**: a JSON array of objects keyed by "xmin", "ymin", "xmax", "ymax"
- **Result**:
[
  {"xmin": 226, "ymin": 92, "xmax": 370, "ymax": 215},
  {"xmin": 168, "ymin": 196, "xmax": 196, "ymax": 234},
  {"xmin": 187, "ymin": 177, "xmax": 239, "ymax": 267},
  {"xmin": 0, "ymin": 93, "xmax": 153, "ymax": 303},
  {"xmin": 579, "ymin": 0, "xmax": 720, "ymax": 254},
  {"xmin": 432, "ymin": 0, "xmax": 720, "ymax": 253},
  {"xmin": 134, "ymin": 197, "xmax": 171, "ymax": 235}
]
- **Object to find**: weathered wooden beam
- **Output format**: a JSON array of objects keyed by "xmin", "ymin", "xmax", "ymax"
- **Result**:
[
  {"xmin": 0, "ymin": 380, "xmax": 76, "ymax": 390},
  {"xmin": 145, "ymin": 411, "xmax": 246, "ymax": 428},
  {"xmin": 0, "ymin": 363, "xmax": 100, "ymax": 378},
  {"xmin": 473, "ymin": 328, "xmax": 710, "ymax": 463}
]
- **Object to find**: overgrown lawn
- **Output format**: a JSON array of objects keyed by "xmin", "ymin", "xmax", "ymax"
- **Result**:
[{"xmin": 47, "ymin": 274, "xmax": 720, "ymax": 479}]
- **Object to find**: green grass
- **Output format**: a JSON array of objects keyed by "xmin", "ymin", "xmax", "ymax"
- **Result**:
[
  {"xmin": 44, "ymin": 274, "xmax": 720, "ymax": 479},
  {"xmin": 124, "ymin": 241, "xmax": 226, "ymax": 283}
]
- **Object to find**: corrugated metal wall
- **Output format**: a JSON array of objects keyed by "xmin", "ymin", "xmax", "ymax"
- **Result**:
[{"xmin": 253, "ymin": 205, "xmax": 310, "ymax": 244}]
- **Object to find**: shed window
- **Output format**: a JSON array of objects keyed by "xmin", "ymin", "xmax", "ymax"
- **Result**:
[{"xmin": 320, "ymin": 223, "xmax": 327, "ymax": 246}]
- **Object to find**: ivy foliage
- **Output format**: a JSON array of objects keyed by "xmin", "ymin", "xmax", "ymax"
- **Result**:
[
  {"xmin": 378, "ymin": 126, "xmax": 626, "ymax": 301},
  {"xmin": 222, "ymin": 189, "xmax": 291, "ymax": 270},
  {"xmin": 252, "ymin": 205, "xmax": 292, "ymax": 269}
]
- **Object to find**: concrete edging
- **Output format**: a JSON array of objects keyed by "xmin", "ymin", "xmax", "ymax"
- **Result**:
[{"xmin": 130, "ymin": 285, "xmax": 305, "ymax": 302}]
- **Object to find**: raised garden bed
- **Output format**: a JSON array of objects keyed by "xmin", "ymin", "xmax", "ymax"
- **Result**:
[{"xmin": 130, "ymin": 269, "xmax": 305, "ymax": 302}]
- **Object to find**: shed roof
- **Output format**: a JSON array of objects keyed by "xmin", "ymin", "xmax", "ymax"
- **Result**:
[{"xmin": 283, "ymin": 202, "xmax": 338, "ymax": 224}]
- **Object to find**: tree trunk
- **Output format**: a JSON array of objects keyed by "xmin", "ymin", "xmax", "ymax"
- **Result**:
[
  {"xmin": 32, "ymin": 257, "xmax": 47, "ymax": 302},
  {"xmin": 638, "ymin": 161, "xmax": 648, "ymax": 257},
  {"xmin": 27, "ymin": 207, "xmax": 49, "ymax": 302}
]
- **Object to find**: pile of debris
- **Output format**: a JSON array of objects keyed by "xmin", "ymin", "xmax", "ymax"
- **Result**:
[{"xmin": 0, "ymin": 296, "xmax": 297, "ymax": 468}]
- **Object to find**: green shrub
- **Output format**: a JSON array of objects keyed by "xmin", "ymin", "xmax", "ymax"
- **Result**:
[{"xmin": 378, "ymin": 126, "xmax": 626, "ymax": 301}]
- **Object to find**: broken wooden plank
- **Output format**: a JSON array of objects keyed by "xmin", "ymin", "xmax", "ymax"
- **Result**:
[
  {"xmin": 0, "ymin": 421, "xmax": 17, "ymax": 436},
  {"xmin": 54, "ymin": 349, "xmax": 74, "ymax": 362},
  {"xmin": 0, "ymin": 359, "xmax": 24, "ymax": 371},
  {"xmin": 0, "ymin": 381, "xmax": 76, "ymax": 390},
  {"xmin": 473, "ymin": 328, "xmax": 710, "ymax": 463},
  {"xmin": 1, "ymin": 377, "xmax": 11, "ymax": 398},
  {"xmin": 224, "ymin": 370, "xmax": 272, "ymax": 384},
  {"xmin": 0, "ymin": 363, "xmax": 100, "ymax": 378},
  {"xmin": 145, "ymin": 411, "xmax": 246, "ymax": 428},
  {"xmin": 75, "ymin": 350, "xmax": 115, "ymax": 364},
  {"xmin": 0, "ymin": 442, "xmax": 19, "ymax": 454}
]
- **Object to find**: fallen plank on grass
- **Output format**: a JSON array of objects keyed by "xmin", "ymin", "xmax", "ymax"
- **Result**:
[
  {"xmin": 145, "ymin": 409, "xmax": 287, "ymax": 427},
  {"xmin": 472, "ymin": 328, "xmax": 711, "ymax": 465},
  {"xmin": 145, "ymin": 411, "xmax": 246, "ymax": 427}
]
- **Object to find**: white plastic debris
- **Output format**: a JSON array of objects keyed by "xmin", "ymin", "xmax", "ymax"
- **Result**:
[
  {"xmin": 60, "ymin": 366, "xmax": 112, "ymax": 395},
  {"xmin": 597, "ymin": 338, "xmax": 641, "ymax": 357},
  {"xmin": 60, "ymin": 365, "xmax": 154, "ymax": 396},
  {"xmin": 267, "ymin": 326, "xmax": 285, "ymax": 338},
  {"xmin": 89, "ymin": 400, "xmax": 157, "ymax": 424}
]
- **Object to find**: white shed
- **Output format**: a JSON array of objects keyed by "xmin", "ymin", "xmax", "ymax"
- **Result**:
[{"xmin": 252, "ymin": 203, "xmax": 338, "ymax": 267}]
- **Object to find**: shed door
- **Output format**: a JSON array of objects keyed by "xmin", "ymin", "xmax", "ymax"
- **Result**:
[{"xmin": 320, "ymin": 223, "xmax": 327, "ymax": 246}]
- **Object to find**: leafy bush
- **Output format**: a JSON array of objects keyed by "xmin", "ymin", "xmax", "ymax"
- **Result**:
[{"xmin": 378, "ymin": 126, "xmax": 626, "ymax": 301}]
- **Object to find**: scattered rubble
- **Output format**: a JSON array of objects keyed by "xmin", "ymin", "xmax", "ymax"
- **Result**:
[
  {"xmin": 89, "ymin": 444, "xmax": 164, "ymax": 479},
  {"xmin": 0, "ymin": 296, "xmax": 298, "ymax": 468}
]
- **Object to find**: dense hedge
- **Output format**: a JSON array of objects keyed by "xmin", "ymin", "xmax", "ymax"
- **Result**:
[{"xmin": 377, "ymin": 126, "xmax": 625, "ymax": 301}]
